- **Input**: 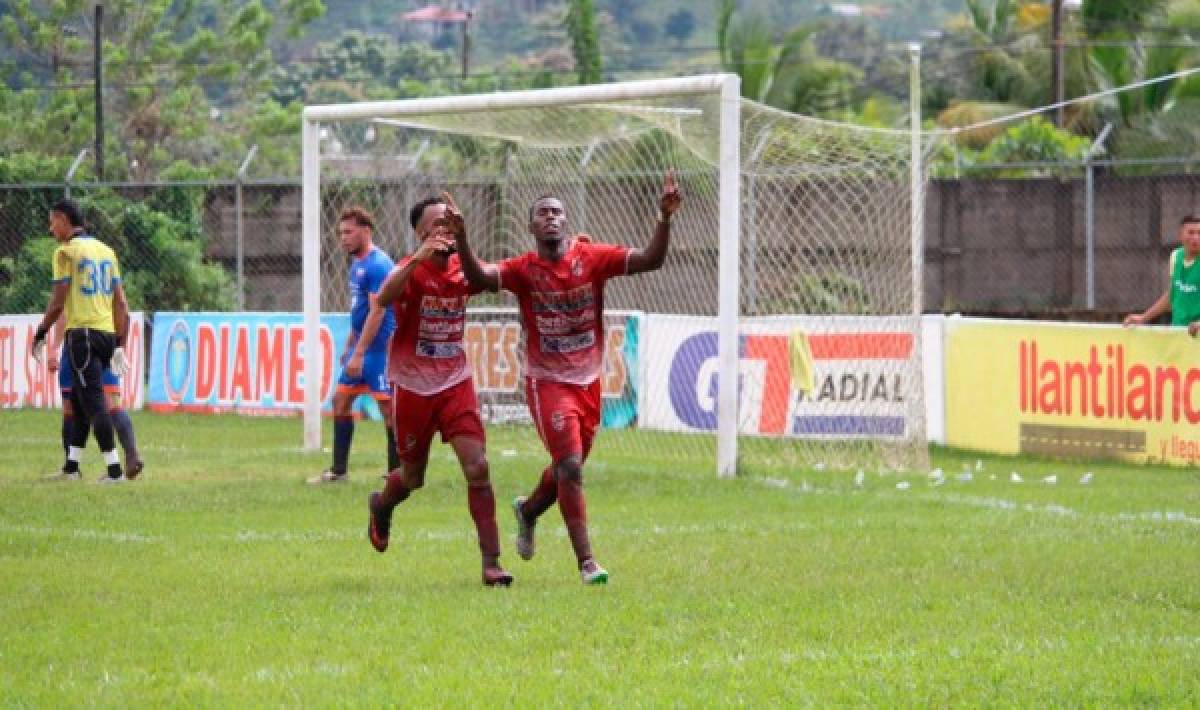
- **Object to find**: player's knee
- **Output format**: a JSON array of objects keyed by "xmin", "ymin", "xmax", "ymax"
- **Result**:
[
  {"xmin": 332, "ymin": 392, "xmax": 354, "ymax": 416},
  {"xmin": 555, "ymin": 457, "xmax": 583, "ymax": 483},
  {"xmin": 462, "ymin": 456, "xmax": 489, "ymax": 484}
]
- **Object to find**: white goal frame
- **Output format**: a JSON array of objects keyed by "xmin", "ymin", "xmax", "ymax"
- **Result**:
[{"xmin": 301, "ymin": 75, "xmax": 741, "ymax": 475}]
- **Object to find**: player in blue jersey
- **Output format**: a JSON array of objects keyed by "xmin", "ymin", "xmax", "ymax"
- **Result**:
[{"xmin": 308, "ymin": 206, "xmax": 399, "ymax": 484}]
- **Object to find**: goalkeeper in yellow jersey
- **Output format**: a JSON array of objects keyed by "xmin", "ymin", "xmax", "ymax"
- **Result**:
[{"xmin": 31, "ymin": 199, "xmax": 133, "ymax": 483}]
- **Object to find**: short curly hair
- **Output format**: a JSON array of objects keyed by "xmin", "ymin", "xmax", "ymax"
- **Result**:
[{"xmin": 338, "ymin": 206, "xmax": 375, "ymax": 230}]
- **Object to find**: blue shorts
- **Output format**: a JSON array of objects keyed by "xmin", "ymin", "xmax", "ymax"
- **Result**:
[
  {"xmin": 58, "ymin": 343, "xmax": 120, "ymax": 395},
  {"xmin": 336, "ymin": 348, "xmax": 390, "ymax": 400}
]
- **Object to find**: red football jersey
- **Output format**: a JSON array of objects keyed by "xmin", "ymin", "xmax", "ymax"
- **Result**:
[
  {"xmin": 388, "ymin": 254, "xmax": 480, "ymax": 396},
  {"xmin": 497, "ymin": 237, "xmax": 631, "ymax": 385}
]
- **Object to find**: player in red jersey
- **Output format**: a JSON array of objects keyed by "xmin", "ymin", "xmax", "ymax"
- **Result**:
[
  {"xmin": 448, "ymin": 172, "xmax": 682, "ymax": 584},
  {"xmin": 359, "ymin": 196, "xmax": 512, "ymax": 587}
]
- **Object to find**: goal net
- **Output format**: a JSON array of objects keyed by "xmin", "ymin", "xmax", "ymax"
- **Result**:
[{"xmin": 302, "ymin": 75, "xmax": 930, "ymax": 476}]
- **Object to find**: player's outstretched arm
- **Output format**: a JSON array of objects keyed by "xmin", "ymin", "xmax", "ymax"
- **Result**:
[
  {"xmin": 441, "ymin": 191, "xmax": 499, "ymax": 292},
  {"xmin": 627, "ymin": 169, "xmax": 681, "ymax": 275}
]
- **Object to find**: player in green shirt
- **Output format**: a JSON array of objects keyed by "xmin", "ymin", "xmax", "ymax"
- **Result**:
[{"xmin": 1124, "ymin": 215, "xmax": 1200, "ymax": 333}]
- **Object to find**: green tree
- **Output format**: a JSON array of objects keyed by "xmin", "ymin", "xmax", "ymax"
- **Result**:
[
  {"xmin": 270, "ymin": 31, "xmax": 454, "ymax": 106},
  {"xmin": 664, "ymin": 8, "xmax": 696, "ymax": 45},
  {"xmin": 717, "ymin": 1, "xmax": 862, "ymax": 117},
  {"xmin": 566, "ymin": 0, "xmax": 604, "ymax": 84},
  {"xmin": 0, "ymin": 0, "xmax": 324, "ymax": 181}
]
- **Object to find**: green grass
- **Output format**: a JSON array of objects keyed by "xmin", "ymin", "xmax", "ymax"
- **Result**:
[{"xmin": 1, "ymin": 410, "xmax": 1198, "ymax": 705}]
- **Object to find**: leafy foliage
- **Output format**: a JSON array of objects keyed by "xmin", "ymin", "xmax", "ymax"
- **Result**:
[
  {"xmin": 0, "ymin": 186, "xmax": 233, "ymax": 314},
  {"xmin": 566, "ymin": 0, "xmax": 604, "ymax": 84}
]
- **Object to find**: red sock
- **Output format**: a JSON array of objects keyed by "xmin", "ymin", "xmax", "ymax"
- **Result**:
[
  {"xmin": 556, "ymin": 477, "xmax": 592, "ymax": 566},
  {"xmin": 378, "ymin": 471, "xmax": 411, "ymax": 509},
  {"xmin": 467, "ymin": 481, "xmax": 500, "ymax": 565},
  {"xmin": 522, "ymin": 466, "xmax": 558, "ymax": 520}
]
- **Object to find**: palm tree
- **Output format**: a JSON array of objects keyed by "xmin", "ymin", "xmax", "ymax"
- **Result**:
[{"xmin": 716, "ymin": 0, "xmax": 861, "ymax": 117}]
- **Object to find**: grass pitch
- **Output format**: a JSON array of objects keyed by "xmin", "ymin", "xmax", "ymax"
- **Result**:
[{"xmin": 1, "ymin": 410, "xmax": 1198, "ymax": 705}]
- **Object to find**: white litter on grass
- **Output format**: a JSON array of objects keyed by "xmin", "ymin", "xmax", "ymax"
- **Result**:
[
  {"xmin": 895, "ymin": 481, "xmax": 911, "ymax": 490},
  {"xmin": 975, "ymin": 459, "xmax": 984, "ymax": 471},
  {"xmin": 814, "ymin": 462, "xmax": 827, "ymax": 471},
  {"xmin": 931, "ymin": 476, "xmax": 946, "ymax": 487},
  {"xmin": 956, "ymin": 472, "xmax": 973, "ymax": 483},
  {"xmin": 854, "ymin": 470, "xmax": 865, "ymax": 487},
  {"xmin": 990, "ymin": 474, "xmax": 997, "ymax": 480},
  {"xmin": 928, "ymin": 493, "xmax": 1200, "ymax": 527},
  {"xmin": 1080, "ymin": 472, "xmax": 1094, "ymax": 485},
  {"xmin": 1043, "ymin": 474, "xmax": 1058, "ymax": 485},
  {"xmin": 762, "ymin": 477, "xmax": 790, "ymax": 489},
  {"xmin": 928, "ymin": 467, "xmax": 944, "ymax": 479},
  {"xmin": 501, "ymin": 449, "xmax": 518, "ymax": 457},
  {"xmin": 1010, "ymin": 472, "xmax": 1023, "ymax": 483}
]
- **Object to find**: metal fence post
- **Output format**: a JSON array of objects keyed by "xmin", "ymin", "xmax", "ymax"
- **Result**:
[
  {"xmin": 1084, "ymin": 124, "xmax": 1112, "ymax": 310},
  {"xmin": 235, "ymin": 145, "xmax": 258, "ymax": 311},
  {"xmin": 63, "ymin": 149, "xmax": 88, "ymax": 198},
  {"xmin": 1085, "ymin": 159, "xmax": 1095, "ymax": 309}
]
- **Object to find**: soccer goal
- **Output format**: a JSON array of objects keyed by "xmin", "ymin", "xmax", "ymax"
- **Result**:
[{"xmin": 301, "ymin": 74, "xmax": 930, "ymax": 476}]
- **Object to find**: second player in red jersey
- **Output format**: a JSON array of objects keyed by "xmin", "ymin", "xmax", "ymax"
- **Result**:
[
  {"xmin": 360, "ymin": 196, "xmax": 512, "ymax": 587},
  {"xmin": 449, "ymin": 171, "xmax": 682, "ymax": 584}
]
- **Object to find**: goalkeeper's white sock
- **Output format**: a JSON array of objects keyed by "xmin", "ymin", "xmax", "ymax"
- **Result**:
[
  {"xmin": 68, "ymin": 446, "xmax": 83, "ymax": 462},
  {"xmin": 103, "ymin": 449, "xmax": 120, "ymax": 467}
]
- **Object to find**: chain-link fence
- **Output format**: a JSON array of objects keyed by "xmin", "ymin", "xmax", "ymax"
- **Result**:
[
  {"xmin": 926, "ymin": 157, "xmax": 1200, "ymax": 320},
  {"xmin": 6, "ymin": 157, "xmax": 1200, "ymax": 322}
]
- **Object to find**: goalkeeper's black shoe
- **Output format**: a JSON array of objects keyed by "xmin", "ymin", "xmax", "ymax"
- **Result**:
[{"xmin": 368, "ymin": 492, "xmax": 392, "ymax": 553}]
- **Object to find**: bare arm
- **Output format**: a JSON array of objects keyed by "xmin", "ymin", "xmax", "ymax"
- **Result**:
[
  {"xmin": 34, "ymin": 282, "xmax": 70, "ymax": 343},
  {"xmin": 47, "ymin": 315, "xmax": 66, "ymax": 371},
  {"xmin": 627, "ymin": 169, "xmax": 681, "ymax": 275},
  {"xmin": 442, "ymin": 191, "xmax": 500, "ymax": 292},
  {"xmin": 112, "ymin": 283, "xmax": 130, "ymax": 346},
  {"xmin": 1124, "ymin": 260, "xmax": 1172, "ymax": 326}
]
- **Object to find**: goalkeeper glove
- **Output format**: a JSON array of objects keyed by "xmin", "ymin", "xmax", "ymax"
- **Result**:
[
  {"xmin": 31, "ymin": 324, "xmax": 48, "ymax": 362},
  {"xmin": 111, "ymin": 347, "xmax": 130, "ymax": 378}
]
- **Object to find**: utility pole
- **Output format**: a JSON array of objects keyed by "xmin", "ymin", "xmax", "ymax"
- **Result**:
[
  {"xmin": 461, "ymin": 11, "xmax": 472, "ymax": 80},
  {"xmin": 93, "ymin": 3, "xmax": 105, "ymax": 180},
  {"xmin": 1051, "ymin": 0, "xmax": 1064, "ymax": 127}
]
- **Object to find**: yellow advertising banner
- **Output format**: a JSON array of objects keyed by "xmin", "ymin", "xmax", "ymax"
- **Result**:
[{"xmin": 946, "ymin": 319, "xmax": 1200, "ymax": 466}]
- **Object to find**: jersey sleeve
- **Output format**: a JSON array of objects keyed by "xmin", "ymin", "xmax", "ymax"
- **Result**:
[
  {"xmin": 369, "ymin": 260, "xmax": 389, "ymax": 294},
  {"xmin": 496, "ymin": 255, "xmax": 528, "ymax": 295},
  {"xmin": 586, "ymin": 241, "xmax": 632, "ymax": 281},
  {"xmin": 51, "ymin": 244, "xmax": 72, "ymax": 283}
]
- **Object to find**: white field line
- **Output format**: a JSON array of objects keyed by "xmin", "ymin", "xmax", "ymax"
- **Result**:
[
  {"xmin": 0, "ymin": 519, "xmax": 809, "ymax": 547},
  {"xmin": 748, "ymin": 476, "xmax": 1200, "ymax": 527}
]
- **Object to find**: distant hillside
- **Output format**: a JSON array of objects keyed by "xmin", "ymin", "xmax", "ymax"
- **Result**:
[{"xmin": 277, "ymin": 0, "xmax": 971, "ymax": 74}]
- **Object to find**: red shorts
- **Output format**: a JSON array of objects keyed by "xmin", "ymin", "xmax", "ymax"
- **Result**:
[
  {"xmin": 391, "ymin": 378, "xmax": 485, "ymax": 464},
  {"xmin": 525, "ymin": 377, "xmax": 602, "ymax": 464}
]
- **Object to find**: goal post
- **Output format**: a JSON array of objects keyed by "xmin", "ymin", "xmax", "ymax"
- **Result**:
[{"xmin": 301, "ymin": 74, "xmax": 929, "ymax": 477}]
